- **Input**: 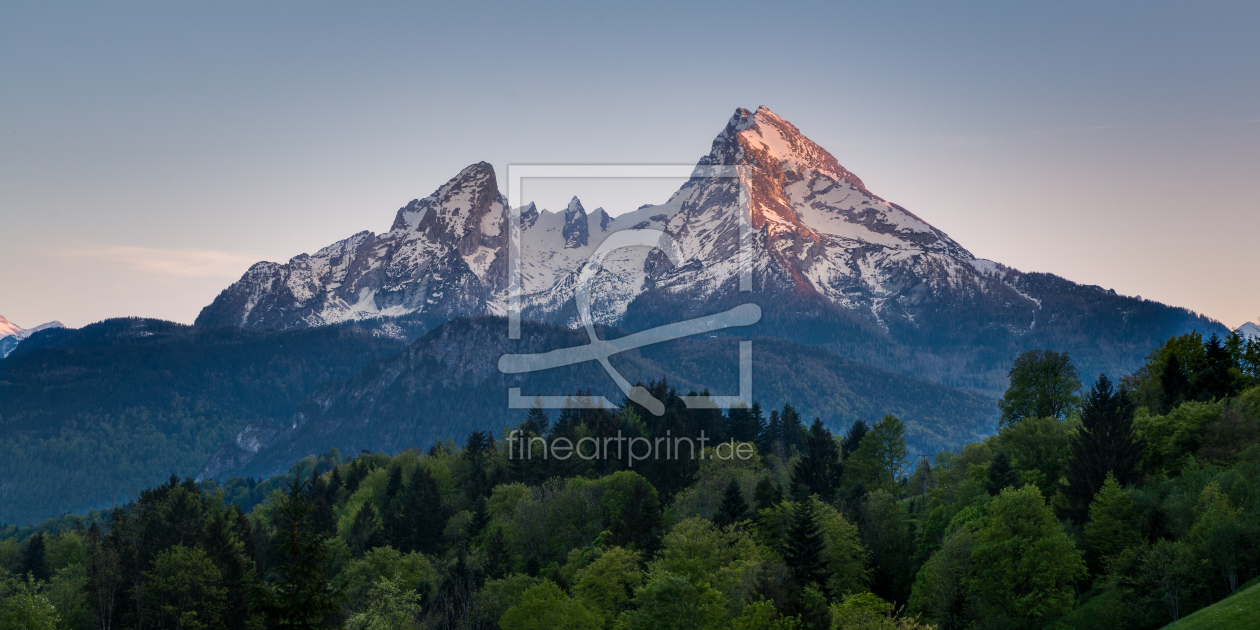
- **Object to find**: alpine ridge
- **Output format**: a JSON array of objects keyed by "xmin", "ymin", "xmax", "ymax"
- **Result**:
[{"xmin": 196, "ymin": 106, "xmax": 1226, "ymax": 392}]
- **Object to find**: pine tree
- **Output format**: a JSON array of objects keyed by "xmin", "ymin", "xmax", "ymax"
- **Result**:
[
  {"xmin": 749, "ymin": 401, "xmax": 766, "ymax": 445},
  {"xmin": 789, "ymin": 418, "xmax": 843, "ymax": 502},
  {"xmin": 347, "ymin": 502, "xmax": 382, "ymax": 556},
  {"xmin": 397, "ymin": 466, "xmax": 449, "ymax": 555},
  {"xmin": 344, "ymin": 459, "xmax": 370, "ymax": 495},
  {"xmin": 522, "ymin": 403, "xmax": 550, "ymax": 435},
  {"xmin": 780, "ymin": 404, "xmax": 805, "ymax": 451},
  {"xmin": 247, "ymin": 475, "xmax": 343, "ymax": 629},
  {"xmin": 726, "ymin": 406, "xmax": 755, "ymax": 444},
  {"xmin": 841, "ymin": 420, "xmax": 869, "ymax": 461},
  {"xmin": 1193, "ymin": 334, "xmax": 1239, "ymax": 402},
  {"xmin": 325, "ymin": 467, "xmax": 343, "ymax": 504},
  {"xmin": 762, "ymin": 410, "xmax": 783, "ymax": 456},
  {"xmin": 21, "ymin": 532, "xmax": 48, "ymax": 581},
  {"xmin": 714, "ymin": 479, "xmax": 750, "ymax": 528},
  {"xmin": 382, "ymin": 465, "xmax": 407, "ymax": 547},
  {"xmin": 1160, "ymin": 352, "xmax": 1189, "ymax": 412},
  {"xmin": 1062, "ymin": 374, "xmax": 1144, "ymax": 522},
  {"xmin": 484, "ymin": 527, "xmax": 511, "ymax": 580},
  {"xmin": 307, "ymin": 474, "xmax": 336, "ymax": 535},
  {"xmin": 464, "ymin": 430, "xmax": 493, "ymax": 497},
  {"xmin": 985, "ymin": 452, "xmax": 1017, "ymax": 496},
  {"xmin": 784, "ymin": 498, "xmax": 828, "ymax": 590},
  {"xmin": 631, "ymin": 483, "xmax": 664, "ymax": 554},
  {"xmin": 467, "ymin": 496, "xmax": 491, "ymax": 539},
  {"xmin": 753, "ymin": 478, "xmax": 782, "ymax": 511}
]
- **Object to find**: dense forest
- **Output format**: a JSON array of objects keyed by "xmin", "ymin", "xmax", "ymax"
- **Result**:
[
  {"xmin": 0, "ymin": 329, "xmax": 1257, "ymax": 629},
  {"xmin": 0, "ymin": 318, "xmax": 405, "ymax": 524}
]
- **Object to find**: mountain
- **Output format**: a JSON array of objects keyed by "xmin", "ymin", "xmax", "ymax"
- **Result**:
[
  {"xmin": 0, "ymin": 315, "xmax": 65, "ymax": 358},
  {"xmin": 0, "ymin": 316, "xmax": 20, "ymax": 338},
  {"xmin": 198, "ymin": 316, "xmax": 998, "ymax": 481},
  {"xmin": 196, "ymin": 106, "xmax": 1224, "ymax": 393},
  {"xmin": 1240, "ymin": 322, "xmax": 1260, "ymax": 341},
  {"xmin": 0, "ymin": 318, "xmax": 405, "ymax": 524}
]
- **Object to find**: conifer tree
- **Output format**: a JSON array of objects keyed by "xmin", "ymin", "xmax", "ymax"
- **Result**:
[
  {"xmin": 397, "ymin": 466, "xmax": 449, "ymax": 555},
  {"xmin": 780, "ymin": 404, "xmax": 805, "ymax": 450},
  {"xmin": 325, "ymin": 467, "xmax": 343, "ymax": 504},
  {"xmin": 985, "ymin": 452, "xmax": 1017, "ymax": 496},
  {"xmin": 790, "ymin": 418, "xmax": 843, "ymax": 502},
  {"xmin": 784, "ymin": 498, "xmax": 828, "ymax": 590},
  {"xmin": 522, "ymin": 404, "xmax": 550, "ymax": 435},
  {"xmin": 620, "ymin": 481, "xmax": 663, "ymax": 553},
  {"xmin": 1063, "ymin": 374, "xmax": 1144, "ymax": 522},
  {"xmin": 307, "ymin": 474, "xmax": 336, "ymax": 535},
  {"xmin": 382, "ymin": 465, "xmax": 407, "ymax": 547},
  {"xmin": 464, "ymin": 430, "xmax": 493, "ymax": 497},
  {"xmin": 467, "ymin": 496, "xmax": 490, "ymax": 539},
  {"xmin": 248, "ymin": 475, "xmax": 343, "ymax": 629},
  {"xmin": 753, "ymin": 477, "xmax": 783, "ymax": 511},
  {"xmin": 21, "ymin": 532, "xmax": 48, "ymax": 581},
  {"xmin": 347, "ymin": 502, "xmax": 382, "ymax": 556},
  {"xmin": 714, "ymin": 479, "xmax": 750, "ymax": 528},
  {"xmin": 1160, "ymin": 352, "xmax": 1189, "ymax": 411},
  {"xmin": 761, "ymin": 409, "xmax": 783, "ymax": 456},
  {"xmin": 1193, "ymin": 334, "xmax": 1239, "ymax": 401},
  {"xmin": 841, "ymin": 419, "xmax": 869, "ymax": 461}
]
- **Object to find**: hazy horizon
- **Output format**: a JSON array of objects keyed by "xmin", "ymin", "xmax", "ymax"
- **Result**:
[{"xmin": 2, "ymin": 1, "xmax": 1257, "ymax": 330}]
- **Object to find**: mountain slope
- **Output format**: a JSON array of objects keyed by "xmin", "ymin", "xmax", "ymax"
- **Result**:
[
  {"xmin": 199, "ymin": 316, "xmax": 997, "ymax": 480},
  {"xmin": 0, "ymin": 318, "xmax": 404, "ymax": 523}
]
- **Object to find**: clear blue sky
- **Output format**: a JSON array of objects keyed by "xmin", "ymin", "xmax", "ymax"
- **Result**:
[{"xmin": 1, "ymin": 1, "xmax": 1257, "ymax": 329}]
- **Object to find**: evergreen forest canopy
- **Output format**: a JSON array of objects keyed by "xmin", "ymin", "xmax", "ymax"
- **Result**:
[{"xmin": 0, "ymin": 330, "xmax": 1258, "ymax": 630}]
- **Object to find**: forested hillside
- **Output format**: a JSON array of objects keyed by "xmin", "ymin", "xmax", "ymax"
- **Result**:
[
  {"xmin": 0, "ymin": 318, "xmax": 405, "ymax": 524},
  {"xmin": 0, "ymin": 329, "xmax": 1257, "ymax": 629},
  {"xmin": 206, "ymin": 316, "xmax": 997, "ymax": 480}
]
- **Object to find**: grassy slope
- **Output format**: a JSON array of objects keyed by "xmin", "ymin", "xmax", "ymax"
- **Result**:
[{"xmin": 1163, "ymin": 577, "xmax": 1260, "ymax": 630}]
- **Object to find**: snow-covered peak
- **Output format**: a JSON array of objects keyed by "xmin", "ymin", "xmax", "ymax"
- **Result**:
[
  {"xmin": 389, "ymin": 161, "xmax": 499, "ymax": 234},
  {"xmin": 1238, "ymin": 322, "xmax": 1260, "ymax": 341},
  {"xmin": 0, "ymin": 315, "xmax": 20, "ymax": 338},
  {"xmin": 702, "ymin": 106, "xmax": 867, "ymax": 193}
]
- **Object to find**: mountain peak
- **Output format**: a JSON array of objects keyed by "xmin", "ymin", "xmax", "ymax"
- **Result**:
[
  {"xmin": 563, "ymin": 197, "xmax": 590, "ymax": 248},
  {"xmin": 704, "ymin": 106, "xmax": 866, "ymax": 193}
]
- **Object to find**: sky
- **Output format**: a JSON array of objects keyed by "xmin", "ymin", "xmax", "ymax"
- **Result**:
[{"xmin": 1, "ymin": 1, "xmax": 1257, "ymax": 330}]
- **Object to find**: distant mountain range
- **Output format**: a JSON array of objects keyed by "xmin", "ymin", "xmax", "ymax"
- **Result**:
[{"xmin": 0, "ymin": 315, "xmax": 64, "ymax": 358}]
